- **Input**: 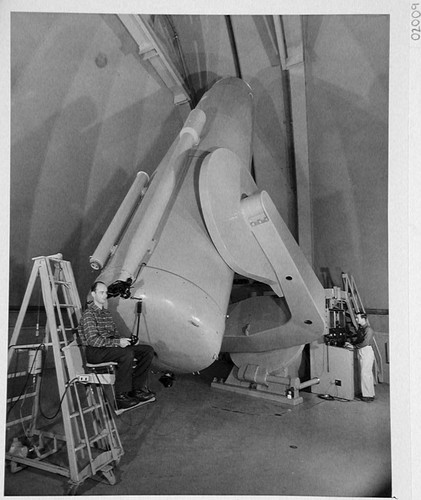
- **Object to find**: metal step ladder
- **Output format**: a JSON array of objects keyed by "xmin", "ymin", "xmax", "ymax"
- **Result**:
[
  {"xmin": 341, "ymin": 272, "xmax": 384, "ymax": 383},
  {"xmin": 6, "ymin": 253, "xmax": 123, "ymax": 494},
  {"xmin": 342, "ymin": 272, "xmax": 365, "ymax": 323}
]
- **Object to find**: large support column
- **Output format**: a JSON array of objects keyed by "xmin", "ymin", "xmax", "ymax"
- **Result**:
[{"xmin": 274, "ymin": 16, "xmax": 313, "ymax": 265}]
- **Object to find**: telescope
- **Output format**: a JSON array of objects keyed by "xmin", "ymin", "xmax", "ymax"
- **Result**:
[{"xmin": 90, "ymin": 77, "xmax": 326, "ymax": 382}]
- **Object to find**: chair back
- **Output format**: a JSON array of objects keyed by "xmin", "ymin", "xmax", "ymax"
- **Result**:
[{"xmin": 62, "ymin": 340, "xmax": 87, "ymax": 381}]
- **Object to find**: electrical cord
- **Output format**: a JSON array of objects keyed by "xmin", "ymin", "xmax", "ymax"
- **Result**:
[
  {"xmin": 318, "ymin": 394, "xmax": 335, "ymax": 401},
  {"xmin": 39, "ymin": 377, "xmax": 79, "ymax": 420},
  {"xmin": 7, "ymin": 343, "xmax": 45, "ymax": 418},
  {"xmin": 91, "ymin": 371, "xmax": 115, "ymax": 412},
  {"xmin": 318, "ymin": 394, "xmax": 352, "ymax": 402},
  {"xmin": 20, "ymin": 377, "xmax": 37, "ymax": 438}
]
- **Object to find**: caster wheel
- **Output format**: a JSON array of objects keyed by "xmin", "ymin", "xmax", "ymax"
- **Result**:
[
  {"xmin": 67, "ymin": 483, "xmax": 79, "ymax": 495},
  {"xmin": 101, "ymin": 468, "xmax": 116, "ymax": 485}
]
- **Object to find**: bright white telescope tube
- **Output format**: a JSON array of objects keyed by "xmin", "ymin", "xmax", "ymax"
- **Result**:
[
  {"xmin": 117, "ymin": 108, "xmax": 206, "ymax": 282},
  {"xmin": 89, "ymin": 171, "xmax": 150, "ymax": 270}
]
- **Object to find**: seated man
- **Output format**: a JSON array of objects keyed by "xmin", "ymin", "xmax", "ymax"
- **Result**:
[{"xmin": 78, "ymin": 280, "xmax": 155, "ymax": 410}]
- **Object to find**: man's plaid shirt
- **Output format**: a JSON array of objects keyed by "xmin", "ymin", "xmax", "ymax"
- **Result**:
[{"xmin": 78, "ymin": 303, "xmax": 121, "ymax": 348}]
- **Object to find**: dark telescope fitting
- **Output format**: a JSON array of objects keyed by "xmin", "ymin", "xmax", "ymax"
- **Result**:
[{"xmin": 107, "ymin": 278, "xmax": 133, "ymax": 299}]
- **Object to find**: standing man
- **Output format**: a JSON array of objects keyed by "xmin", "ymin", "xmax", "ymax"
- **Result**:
[
  {"xmin": 354, "ymin": 312, "xmax": 376, "ymax": 402},
  {"xmin": 78, "ymin": 281, "xmax": 156, "ymax": 411}
]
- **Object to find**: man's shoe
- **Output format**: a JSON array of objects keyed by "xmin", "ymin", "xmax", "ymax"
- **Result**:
[
  {"xmin": 141, "ymin": 387, "xmax": 156, "ymax": 397},
  {"xmin": 115, "ymin": 392, "xmax": 139, "ymax": 410},
  {"xmin": 360, "ymin": 396, "xmax": 374, "ymax": 402},
  {"xmin": 129, "ymin": 389, "xmax": 156, "ymax": 403}
]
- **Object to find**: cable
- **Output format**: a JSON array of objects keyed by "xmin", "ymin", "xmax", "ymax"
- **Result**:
[
  {"xmin": 19, "ymin": 377, "xmax": 37, "ymax": 438},
  {"xmin": 91, "ymin": 371, "xmax": 115, "ymax": 412},
  {"xmin": 7, "ymin": 343, "xmax": 45, "ymax": 418},
  {"xmin": 317, "ymin": 394, "xmax": 352, "ymax": 403},
  {"xmin": 318, "ymin": 394, "xmax": 334, "ymax": 401},
  {"xmin": 335, "ymin": 397, "xmax": 352, "ymax": 403},
  {"xmin": 38, "ymin": 377, "xmax": 79, "ymax": 420},
  {"xmin": 35, "ymin": 286, "xmax": 41, "ymax": 338},
  {"xmin": 225, "ymin": 15, "xmax": 242, "ymax": 79},
  {"xmin": 164, "ymin": 15, "xmax": 196, "ymax": 105}
]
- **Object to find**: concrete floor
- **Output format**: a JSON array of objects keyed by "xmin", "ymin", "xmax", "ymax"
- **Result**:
[{"xmin": 3, "ymin": 356, "xmax": 391, "ymax": 497}]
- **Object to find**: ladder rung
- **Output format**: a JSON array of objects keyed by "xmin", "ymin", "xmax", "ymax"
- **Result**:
[
  {"xmin": 74, "ymin": 429, "xmax": 109, "ymax": 452},
  {"xmin": 7, "ymin": 391, "xmax": 37, "ymax": 403},
  {"xmin": 8, "ymin": 371, "xmax": 29, "ymax": 379},
  {"xmin": 31, "ymin": 429, "xmax": 66, "ymax": 442},
  {"xmin": 54, "ymin": 280, "xmax": 71, "ymax": 285},
  {"xmin": 6, "ymin": 415, "xmax": 33, "ymax": 428},
  {"xmin": 82, "ymin": 403, "xmax": 103, "ymax": 414},
  {"xmin": 9, "ymin": 344, "xmax": 43, "ymax": 350},
  {"xmin": 54, "ymin": 303, "xmax": 78, "ymax": 308},
  {"xmin": 89, "ymin": 429, "xmax": 110, "ymax": 445},
  {"xmin": 70, "ymin": 403, "xmax": 102, "ymax": 419},
  {"xmin": 9, "ymin": 340, "xmax": 67, "ymax": 350},
  {"xmin": 74, "ymin": 442, "xmax": 87, "ymax": 452}
]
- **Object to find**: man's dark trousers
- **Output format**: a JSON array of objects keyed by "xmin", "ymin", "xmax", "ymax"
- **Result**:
[{"xmin": 86, "ymin": 344, "xmax": 154, "ymax": 395}]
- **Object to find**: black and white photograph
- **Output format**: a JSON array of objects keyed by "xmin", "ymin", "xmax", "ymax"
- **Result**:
[{"xmin": 1, "ymin": 0, "xmax": 417, "ymax": 498}]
